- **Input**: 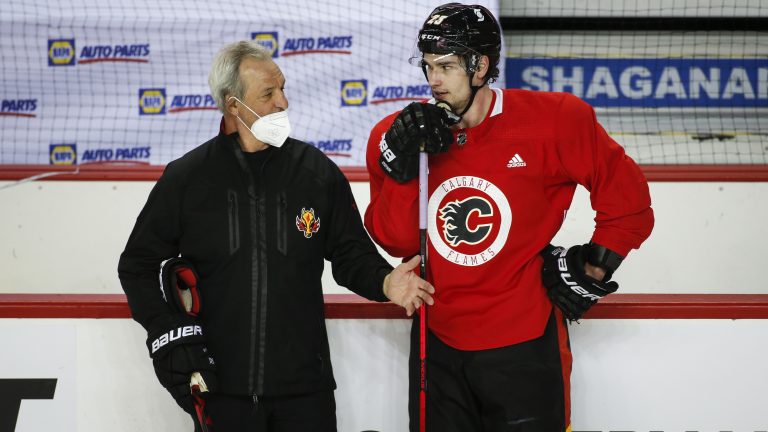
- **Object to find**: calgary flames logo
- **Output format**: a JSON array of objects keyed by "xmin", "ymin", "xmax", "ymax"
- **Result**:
[
  {"xmin": 428, "ymin": 176, "xmax": 512, "ymax": 267},
  {"xmin": 296, "ymin": 207, "xmax": 320, "ymax": 238},
  {"xmin": 439, "ymin": 197, "xmax": 494, "ymax": 247}
]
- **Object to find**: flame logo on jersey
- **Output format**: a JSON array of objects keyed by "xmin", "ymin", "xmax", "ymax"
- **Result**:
[
  {"xmin": 439, "ymin": 197, "xmax": 494, "ymax": 247},
  {"xmin": 428, "ymin": 176, "xmax": 512, "ymax": 267},
  {"xmin": 296, "ymin": 207, "xmax": 321, "ymax": 238}
]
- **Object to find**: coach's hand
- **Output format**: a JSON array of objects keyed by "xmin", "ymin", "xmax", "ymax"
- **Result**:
[
  {"xmin": 383, "ymin": 256, "xmax": 435, "ymax": 316},
  {"xmin": 146, "ymin": 314, "xmax": 217, "ymax": 414},
  {"xmin": 378, "ymin": 102, "xmax": 454, "ymax": 183},
  {"xmin": 540, "ymin": 244, "xmax": 619, "ymax": 321}
]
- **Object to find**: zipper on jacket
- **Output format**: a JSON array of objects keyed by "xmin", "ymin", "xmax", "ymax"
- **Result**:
[
  {"xmin": 230, "ymin": 141, "xmax": 263, "ymax": 397},
  {"xmin": 253, "ymin": 150, "xmax": 274, "ymax": 395},
  {"xmin": 227, "ymin": 189, "xmax": 240, "ymax": 255},
  {"xmin": 276, "ymin": 191, "xmax": 288, "ymax": 255},
  {"xmin": 231, "ymin": 138, "xmax": 278, "ymax": 397}
]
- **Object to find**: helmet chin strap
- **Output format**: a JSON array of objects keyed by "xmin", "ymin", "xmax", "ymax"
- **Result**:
[
  {"xmin": 455, "ymin": 54, "xmax": 483, "ymax": 118},
  {"xmin": 457, "ymin": 77, "xmax": 482, "ymax": 118}
]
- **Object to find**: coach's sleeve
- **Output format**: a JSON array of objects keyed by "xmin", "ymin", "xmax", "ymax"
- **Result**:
[
  {"xmin": 117, "ymin": 164, "xmax": 183, "ymax": 329},
  {"xmin": 325, "ymin": 165, "xmax": 392, "ymax": 302}
]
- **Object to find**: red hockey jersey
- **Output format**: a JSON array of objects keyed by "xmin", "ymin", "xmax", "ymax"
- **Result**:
[{"xmin": 365, "ymin": 88, "xmax": 654, "ymax": 350}]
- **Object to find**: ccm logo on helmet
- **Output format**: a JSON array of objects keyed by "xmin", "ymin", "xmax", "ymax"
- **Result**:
[
  {"xmin": 557, "ymin": 251, "xmax": 602, "ymax": 301},
  {"xmin": 151, "ymin": 325, "xmax": 203, "ymax": 354}
]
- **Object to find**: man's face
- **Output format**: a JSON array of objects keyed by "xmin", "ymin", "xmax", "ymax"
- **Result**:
[
  {"xmin": 421, "ymin": 53, "xmax": 471, "ymax": 113},
  {"xmin": 236, "ymin": 58, "xmax": 288, "ymax": 125}
]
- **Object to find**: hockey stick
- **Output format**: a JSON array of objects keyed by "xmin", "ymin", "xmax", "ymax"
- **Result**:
[
  {"xmin": 161, "ymin": 258, "xmax": 212, "ymax": 432},
  {"xmin": 417, "ymin": 101, "xmax": 457, "ymax": 432},
  {"xmin": 418, "ymin": 150, "xmax": 428, "ymax": 432}
]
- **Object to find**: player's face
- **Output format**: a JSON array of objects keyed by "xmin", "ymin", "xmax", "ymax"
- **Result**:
[
  {"xmin": 237, "ymin": 58, "xmax": 288, "ymax": 125},
  {"xmin": 422, "ymin": 53, "xmax": 471, "ymax": 113}
]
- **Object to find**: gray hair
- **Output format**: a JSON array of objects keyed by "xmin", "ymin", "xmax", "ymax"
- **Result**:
[{"xmin": 209, "ymin": 40, "xmax": 273, "ymax": 113}]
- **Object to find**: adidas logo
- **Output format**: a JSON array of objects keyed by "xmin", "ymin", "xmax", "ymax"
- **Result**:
[{"xmin": 506, "ymin": 153, "xmax": 527, "ymax": 168}]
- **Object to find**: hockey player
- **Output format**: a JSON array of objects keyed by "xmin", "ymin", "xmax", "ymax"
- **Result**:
[{"xmin": 365, "ymin": 3, "xmax": 654, "ymax": 431}]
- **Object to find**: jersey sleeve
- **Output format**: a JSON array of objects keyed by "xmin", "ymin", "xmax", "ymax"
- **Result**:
[
  {"xmin": 554, "ymin": 93, "xmax": 654, "ymax": 256},
  {"xmin": 363, "ymin": 113, "xmax": 421, "ymax": 258}
]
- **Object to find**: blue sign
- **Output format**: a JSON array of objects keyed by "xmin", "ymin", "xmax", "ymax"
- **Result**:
[{"xmin": 505, "ymin": 58, "xmax": 768, "ymax": 108}]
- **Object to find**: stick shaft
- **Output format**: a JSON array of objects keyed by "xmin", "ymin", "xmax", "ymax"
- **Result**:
[{"xmin": 418, "ymin": 152, "xmax": 428, "ymax": 432}]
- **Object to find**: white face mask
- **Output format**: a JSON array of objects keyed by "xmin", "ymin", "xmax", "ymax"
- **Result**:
[{"xmin": 229, "ymin": 96, "xmax": 291, "ymax": 148}]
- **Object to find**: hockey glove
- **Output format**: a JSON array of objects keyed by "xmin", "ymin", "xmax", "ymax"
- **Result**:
[
  {"xmin": 379, "ymin": 102, "xmax": 454, "ymax": 183},
  {"xmin": 540, "ymin": 244, "xmax": 619, "ymax": 321},
  {"xmin": 146, "ymin": 314, "xmax": 217, "ymax": 414},
  {"xmin": 161, "ymin": 257, "xmax": 202, "ymax": 318}
]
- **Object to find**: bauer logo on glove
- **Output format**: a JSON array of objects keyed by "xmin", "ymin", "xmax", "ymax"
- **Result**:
[
  {"xmin": 540, "ymin": 244, "xmax": 620, "ymax": 321},
  {"xmin": 554, "ymin": 248, "xmax": 605, "ymax": 301},
  {"xmin": 150, "ymin": 324, "xmax": 203, "ymax": 354}
]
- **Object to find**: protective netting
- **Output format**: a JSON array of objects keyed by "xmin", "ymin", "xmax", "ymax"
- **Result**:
[
  {"xmin": 0, "ymin": 0, "xmax": 498, "ymax": 167},
  {"xmin": 501, "ymin": 0, "xmax": 767, "ymax": 164},
  {"xmin": 1, "ymin": 0, "xmax": 765, "ymax": 167}
]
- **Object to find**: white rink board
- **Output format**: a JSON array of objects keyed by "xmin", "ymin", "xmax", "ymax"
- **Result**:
[
  {"xmin": 1, "ymin": 181, "xmax": 766, "ymax": 295},
  {"xmin": 0, "ymin": 318, "xmax": 766, "ymax": 432}
]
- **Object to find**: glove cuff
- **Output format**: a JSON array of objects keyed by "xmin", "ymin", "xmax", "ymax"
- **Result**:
[{"xmin": 586, "ymin": 242, "xmax": 624, "ymax": 280}]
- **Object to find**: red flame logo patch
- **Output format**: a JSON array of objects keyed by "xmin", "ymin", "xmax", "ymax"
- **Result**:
[{"xmin": 296, "ymin": 207, "xmax": 320, "ymax": 238}]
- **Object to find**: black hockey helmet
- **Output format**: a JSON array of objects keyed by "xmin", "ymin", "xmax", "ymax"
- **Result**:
[{"xmin": 415, "ymin": 3, "xmax": 501, "ymax": 83}]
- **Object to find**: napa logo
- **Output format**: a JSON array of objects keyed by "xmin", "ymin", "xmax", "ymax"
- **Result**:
[
  {"xmin": 169, "ymin": 94, "xmax": 217, "ymax": 113},
  {"xmin": 307, "ymin": 138, "xmax": 353, "ymax": 158},
  {"xmin": 78, "ymin": 43, "xmax": 150, "ymax": 64},
  {"xmin": 48, "ymin": 39, "xmax": 76, "ymax": 66},
  {"xmin": 81, "ymin": 146, "xmax": 151, "ymax": 163},
  {"xmin": 282, "ymin": 35, "xmax": 353, "ymax": 57},
  {"xmin": 50, "ymin": 144, "xmax": 77, "ymax": 165},
  {"xmin": 1, "ymin": 99, "xmax": 38, "ymax": 118},
  {"xmin": 251, "ymin": 32, "xmax": 279, "ymax": 58},
  {"xmin": 341, "ymin": 80, "xmax": 367, "ymax": 107},
  {"xmin": 371, "ymin": 84, "xmax": 432, "ymax": 105},
  {"xmin": 139, "ymin": 88, "xmax": 166, "ymax": 115}
]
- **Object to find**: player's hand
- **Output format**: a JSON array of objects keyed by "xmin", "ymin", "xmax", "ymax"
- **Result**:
[
  {"xmin": 540, "ymin": 244, "xmax": 619, "ymax": 321},
  {"xmin": 378, "ymin": 102, "xmax": 454, "ymax": 183},
  {"xmin": 383, "ymin": 255, "xmax": 435, "ymax": 316}
]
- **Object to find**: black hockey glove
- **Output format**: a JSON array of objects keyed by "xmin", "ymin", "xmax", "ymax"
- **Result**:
[
  {"xmin": 379, "ymin": 102, "xmax": 454, "ymax": 183},
  {"xmin": 540, "ymin": 244, "xmax": 619, "ymax": 321},
  {"xmin": 146, "ymin": 314, "xmax": 217, "ymax": 414}
]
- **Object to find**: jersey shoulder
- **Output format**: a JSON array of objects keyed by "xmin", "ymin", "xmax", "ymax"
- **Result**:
[{"xmin": 502, "ymin": 88, "xmax": 591, "ymax": 111}]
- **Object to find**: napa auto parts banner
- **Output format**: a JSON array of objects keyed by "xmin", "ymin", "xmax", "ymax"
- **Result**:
[{"xmin": 0, "ymin": 0, "xmax": 498, "ymax": 168}]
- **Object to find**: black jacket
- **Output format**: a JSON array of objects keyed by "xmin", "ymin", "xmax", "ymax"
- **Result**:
[{"xmin": 118, "ymin": 133, "xmax": 392, "ymax": 397}]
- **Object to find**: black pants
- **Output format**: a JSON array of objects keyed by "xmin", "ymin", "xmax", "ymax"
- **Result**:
[
  {"xmin": 409, "ymin": 310, "xmax": 571, "ymax": 432},
  {"xmin": 198, "ymin": 390, "xmax": 336, "ymax": 432}
]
